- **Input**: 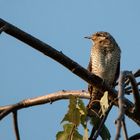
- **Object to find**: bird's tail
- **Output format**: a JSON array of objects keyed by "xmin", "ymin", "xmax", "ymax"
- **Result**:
[{"xmin": 87, "ymin": 85, "xmax": 103, "ymax": 116}]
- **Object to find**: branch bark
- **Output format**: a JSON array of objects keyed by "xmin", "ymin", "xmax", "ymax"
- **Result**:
[
  {"xmin": 0, "ymin": 18, "xmax": 140, "ymax": 125},
  {"xmin": 12, "ymin": 111, "xmax": 20, "ymax": 140},
  {"xmin": 0, "ymin": 90, "xmax": 89, "ymax": 119},
  {"xmin": 126, "ymin": 72, "xmax": 140, "ymax": 112},
  {"xmin": 115, "ymin": 71, "xmax": 127, "ymax": 140}
]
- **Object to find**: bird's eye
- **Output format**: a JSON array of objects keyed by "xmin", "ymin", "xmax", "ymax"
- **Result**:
[{"xmin": 96, "ymin": 33, "xmax": 100, "ymax": 36}]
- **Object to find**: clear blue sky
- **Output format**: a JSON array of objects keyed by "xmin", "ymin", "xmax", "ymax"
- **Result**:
[{"xmin": 0, "ymin": 1, "xmax": 140, "ymax": 139}]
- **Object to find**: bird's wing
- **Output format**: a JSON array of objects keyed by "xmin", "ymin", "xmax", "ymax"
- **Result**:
[
  {"xmin": 87, "ymin": 57, "xmax": 92, "ymax": 72},
  {"xmin": 87, "ymin": 57, "xmax": 93, "ymax": 94},
  {"xmin": 113, "ymin": 61, "xmax": 120, "ymax": 87}
]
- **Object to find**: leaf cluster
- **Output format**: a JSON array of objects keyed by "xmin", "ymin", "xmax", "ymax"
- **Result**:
[{"xmin": 56, "ymin": 95, "xmax": 88, "ymax": 140}]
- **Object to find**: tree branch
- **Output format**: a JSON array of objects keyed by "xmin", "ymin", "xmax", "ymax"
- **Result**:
[
  {"xmin": 134, "ymin": 69, "xmax": 140, "ymax": 78},
  {"xmin": 124, "ymin": 82, "xmax": 140, "ymax": 94},
  {"xmin": 0, "ymin": 18, "xmax": 140, "ymax": 125},
  {"xmin": 12, "ymin": 111, "xmax": 20, "ymax": 140},
  {"xmin": 126, "ymin": 72, "xmax": 140, "ymax": 112},
  {"xmin": 115, "ymin": 71, "xmax": 127, "ymax": 140},
  {"xmin": 0, "ymin": 90, "xmax": 89, "ymax": 120},
  {"xmin": 128, "ymin": 133, "xmax": 140, "ymax": 140},
  {"xmin": 91, "ymin": 103, "xmax": 113, "ymax": 140},
  {"xmin": 121, "ymin": 118, "xmax": 128, "ymax": 140}
]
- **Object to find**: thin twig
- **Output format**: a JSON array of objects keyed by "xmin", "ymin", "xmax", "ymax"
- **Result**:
[
  {"xmin": 126, "ymin": 72, "xmax": 140, "ymax": 112},
  {"xmin": 124, "ymin": 82, "xmax": 140, "ymax": 94},
  {"xmin": 115, "ymin": 71, "xmax": 127, "ymax": 140},
  {"xmin": 125, "ymin": 89, "xmax": 140, "ymax": 95},
  {"xmin": 92, "ymin": 103, "xmax": 113, "ymax": 140},
  {"xmin": 13, "ymin": 111, "xmax": 20, "ymax": 140},
  {"xmin": 121, "ymin": 117, "xmax": 128, "ymax": 140},
  {"xmin": 88, "ymin": 114, "xmax": 100, "ymax": 140},
  {"xmin": 122, "ymin": 70, "xmax": 140, "ymax": 87}
]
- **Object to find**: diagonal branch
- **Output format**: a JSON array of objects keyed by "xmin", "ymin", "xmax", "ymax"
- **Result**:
[
  {"xmin": 91, "ymin": 103, "xmax": 113, "ymax": 140},
  {"xmin": 0, "ymin": 18, "xmax": 139, "ymax": 125},
  {"xmin": 134, "ymin": 69, "xmax": 140, "ymax": 78},
  {"xmin": 0, "ymin": 18, "xmax": 105, "ymax": 91}
]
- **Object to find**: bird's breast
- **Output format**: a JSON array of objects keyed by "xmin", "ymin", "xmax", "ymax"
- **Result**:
[{"xmin": 90, "ymin": 46, "xmax": 120, "ymax": 85}]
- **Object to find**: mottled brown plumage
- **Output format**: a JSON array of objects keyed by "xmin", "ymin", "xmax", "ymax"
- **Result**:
[{"xmin": 86, "ymin": 31, "xmax": 121, "ymax": 110}]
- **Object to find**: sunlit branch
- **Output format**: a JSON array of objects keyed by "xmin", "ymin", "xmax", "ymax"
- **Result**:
[{"xmin": 0, "ymin": 90, "xmax": 89, "ymax": 120}]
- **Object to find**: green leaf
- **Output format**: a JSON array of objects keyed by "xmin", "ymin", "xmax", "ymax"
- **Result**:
[
  {"xmin": 61, "ymin": 96, "xmax": 80, "ymax": 126},
  {"xmin": 56, "ymin": 123, "xmax": 83, "ymax": 140},
  {"xmin": 77, "ymin": 99, "xmax": 87, "ymax": 116},
  {"xmin": 89, "ymin": 114, "xmax": 101, "ymax": 129},
  {"xmin": 56, "ymin": 124, "xmax": 73, "ymax": 140},
  {"xmin": 58, "ymin": 96, "xmax": 89, "ymax": 140},
  {"xmin": 73, "ymin": 130, "xmax": 83, "ymax": 140},
  {"xmin": 89, "ymin": 115, "xmax": 111, "ymax": 140},
  {"xmin": 100, "ymin": 125, "xmax": 111, "ymax": 140},
  {"xmin": 100, "ymin": 91, "xmax": 109, "ymax": 115},
  {"xmin": 77, "ymin": 99, "xmax": 87, "ymax": 128}
]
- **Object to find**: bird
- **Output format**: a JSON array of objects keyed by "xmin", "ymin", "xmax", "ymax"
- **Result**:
[{"xmin": 85, "ymin": 31, "xmax": 121, "ymax": 113}]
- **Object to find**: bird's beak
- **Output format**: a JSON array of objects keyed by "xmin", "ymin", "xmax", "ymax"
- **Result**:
[{"xmin": 84, "ymin": 36, "xmax": 92, "ymax": 39}]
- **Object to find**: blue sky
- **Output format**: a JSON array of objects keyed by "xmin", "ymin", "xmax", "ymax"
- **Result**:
[{"xmin": 0, "ymin": 1, "xmax": 140, "ymax": 139}]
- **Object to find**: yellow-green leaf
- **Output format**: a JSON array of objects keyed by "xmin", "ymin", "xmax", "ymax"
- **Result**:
[
  {"xmin": 100, "ymin": 91, "xmax": 109, "ymax": 115},
  {"xmin": 61, "ymin": 96, "xmax": 80, "ymax": 126},
  {"xmin": 56, "ymin": 123, "xmax": 74, "ymax": 140},
  {"xmin": 56, "ymin": 123, "xmax": 83, "ymax": 140},
  {"xmin": 77, "ymin": 99, "xmax": 87, "ymax": 128}
]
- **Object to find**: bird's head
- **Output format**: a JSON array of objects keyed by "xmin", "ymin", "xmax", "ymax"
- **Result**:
[{"xmin": 85, "ymin": 31, "xmax": 116, "ymax": 45}]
